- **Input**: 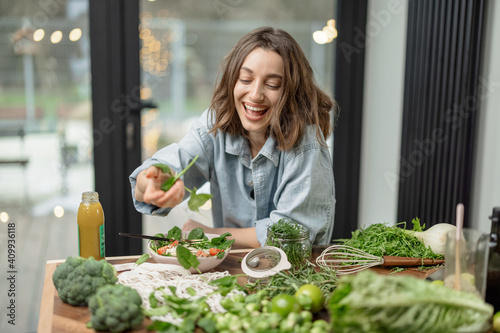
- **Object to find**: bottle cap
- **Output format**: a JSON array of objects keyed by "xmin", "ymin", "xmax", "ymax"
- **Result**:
[{"xmin": 490, "ymin": 207, "xmax": 500, "ymax": 221}]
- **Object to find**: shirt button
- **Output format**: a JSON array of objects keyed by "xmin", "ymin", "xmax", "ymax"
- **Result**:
[{"xmin": 248, "ymin": 181, "xmax": 253, "ymax": 187}]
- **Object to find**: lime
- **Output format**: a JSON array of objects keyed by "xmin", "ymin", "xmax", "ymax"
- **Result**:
[
  {"xmin": 295, "ymin": 284, "xmax": 325, "ymax": 313},
  {"xmin": 271, "ymin": 294, "xmax": 301, "ymax": 317},
  {"xmin": 493, "ymin": 311, "xmax": 500, "ymax": 333},
  {"xmin": 431, "ymin": 280, "xmax": 444, "ymax": 286}
]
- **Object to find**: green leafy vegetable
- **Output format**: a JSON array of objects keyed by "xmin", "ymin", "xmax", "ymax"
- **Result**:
[
  {"xmin": 152, "ymin": 163, "xmax": 172, "ymax": 174},
  {"xmin": 338, "ymin": 221, "xmax": 443, "ymax": 260},
  {"xmin": 187, "ymin": 227, "xmax": 206, "ymax": 240},
  {"xmin": 209, "ymin": 275, "xmax": 246, "ymax": 296},
  {"xmin": 186, "ymin": 187, "xmax": 212, "ymax": 212},
  {"xmin": 135, "ymin": 253, "xmax": 150, "ymax": 266},
  {"xmin": 153, "ymin": 155, "xmax": 213, "ymax": 212},
  {"xmin": 166, "ymin": 226, "xmax": 182, "ymax": 241},
  {"xmin": 145, "ymin": 277, "xmax": 330, "ymax": 333},
  {"xmin": 160, "ymin": 156, "xmax": 198, "ymax": 191},
  {"xmin": 209, "ymin": 232, "xmax": 233, "ymax": 248},
  {"xmin": 176, "ymin": 245, "xmax": 201, "ymax": 272},
  {"xmin": 266, "ymin": 219, "xmax": 312, "ymax": 267},
  {"xmin": 246, "ymin": 261, "xmax": 338, "ymax": 299},
  {"xmin": 329, "ymin": 270, "xmax": 494, "ymax": 333},
  {"xmin": 412, "ymin": 217, "xmax": 424, "ymax": 231}
]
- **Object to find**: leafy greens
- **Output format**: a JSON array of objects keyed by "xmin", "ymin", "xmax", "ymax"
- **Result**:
[
  {"xmin": 152, "ymin": 155, "xmax": 212, "ymax": 212},
  {"xmin": 329, "ymin": 270, "xmax": 493, "ymax": 333},
  {"xmin": 337, "ymin": 218, "xmax": 443, "ymax": 260}
]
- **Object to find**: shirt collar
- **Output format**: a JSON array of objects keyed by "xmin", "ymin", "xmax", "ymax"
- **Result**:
[{"xmin": 224, "ymin": 132, "xmax": 280, "ymax": 167}]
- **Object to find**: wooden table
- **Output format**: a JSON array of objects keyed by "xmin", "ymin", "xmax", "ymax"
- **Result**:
[{"xmin": 38, "ymin": 250, "xmax": 441, "ymax": 333}]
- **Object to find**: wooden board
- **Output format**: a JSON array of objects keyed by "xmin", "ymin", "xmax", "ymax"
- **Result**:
[
  {"xmin": 38, "ymin": 250, "xmax": 440, "ymax": 332},
  {"xmin": 38, "ymin": 253, "xmax": 248, "ymax": 333}
]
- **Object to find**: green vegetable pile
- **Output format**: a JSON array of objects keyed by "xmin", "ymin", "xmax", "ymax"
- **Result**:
[
  {"xmin": 329, "ymin": 270, "xmax": 494, "ymax": 333},
  {"xmin": 153, "ymin": 155, "xmax": 212, "ymax": 212},
  {"xmin": 246, "ymin": 261, "xmax": 337, "ymax": 301},
  {"xmin": 87, "ymin": 284, "xmax": 144, "ymax": 332},
  {"xmin": 52, "ymin": 256, "xmax": 117, "ymax": 306},
  {"xmin": 146, "ymin": 278, "xmax": 332, "ymax": 333},
  {"xmin": 338, "ymin": 218, "xmax": 443, "ymax": 260},
  {"xmin": 266, "ymin": 219, "xmax": 312, "ymax": 267}
]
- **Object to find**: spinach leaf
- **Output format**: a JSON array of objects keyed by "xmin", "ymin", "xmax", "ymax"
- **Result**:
[
  {"xmin": 152, "ymin": 163, "xmax": 172, "ymax": 174},
  {"xmin": 159, "ymin": 155, "xmax": 199, "ymax": 192},
  {"xmin": 167, "ymin": 226, "xmax": 182, "ymax": 240},
  {"xmin": 186, "ymin": 187, "xmax": 213, "ymax": 212},
  {"xmin": 187, "ymin": 227, "xmax": 205, "ymax": 240},
  {"xmin": 154, "ymin": 155, "xmax": 213, "ymax": 212},
  {"xmin": 152, "ymin": 233, "xmax": 168, "ymax": 247},
  {"xmin": 209, "ymin": 233, "xmax": 231, "ymax": 246},
  {"xmin": 176, "ymin": 245, "xmax": 200, "ymax": 270}
]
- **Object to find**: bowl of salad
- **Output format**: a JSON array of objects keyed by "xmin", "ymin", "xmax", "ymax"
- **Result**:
[{"xmin": 148, "ymin": 226, "xmax": 234, "ymax": 273}]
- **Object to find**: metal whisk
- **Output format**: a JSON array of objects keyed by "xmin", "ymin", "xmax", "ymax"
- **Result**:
[{"xmin": 316, "ymin": 244, "xmax": 445, "ymax": 275}]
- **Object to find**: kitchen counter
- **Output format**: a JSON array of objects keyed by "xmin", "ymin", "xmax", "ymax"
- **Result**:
[{"xmin": 37, "ymin": 249, "xmax": 441, "ymax": 332}]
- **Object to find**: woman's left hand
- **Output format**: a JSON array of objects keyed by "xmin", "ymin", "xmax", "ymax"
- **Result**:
[{"xmin": 182, "ymin": 219, "xmax": 212, "ymax": 233}]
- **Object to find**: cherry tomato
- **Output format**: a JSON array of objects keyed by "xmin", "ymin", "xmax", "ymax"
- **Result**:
[{"xmin": 209, "ymin": 248, "xmax": 224, "ymax": 256}]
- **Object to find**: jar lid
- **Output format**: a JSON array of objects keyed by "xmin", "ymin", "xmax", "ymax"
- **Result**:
[{"xmin": 241, "ymin": 246, "xmax": 291, "ymax": 279}]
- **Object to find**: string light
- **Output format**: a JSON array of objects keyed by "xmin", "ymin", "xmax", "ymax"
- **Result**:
[
  {"xmin": 313, "ymin": 19, "xmax": 338, "ymax": 45},
  {"xmin": 50, "ymin": 30, "xmax": 63, "ymax": 44},
  {"xmin": 0, "ymin": 212, "xmax": 9, "ymax": 223},
  {"xmin": 69, "ymin": 28, "xmax": 82, "ymax": 42},
  {"xmin": 53, "ymin": 205, "xmax": 65, "ymax": 218},
  {"xmin": 33, "ymin": 28, "xmax": 45, "ymax": 42}
]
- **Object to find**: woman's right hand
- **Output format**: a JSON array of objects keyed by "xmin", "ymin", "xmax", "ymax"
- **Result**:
[{"xmin": 134, "ymin": 165, "xmax": 185, "ymax": 208}]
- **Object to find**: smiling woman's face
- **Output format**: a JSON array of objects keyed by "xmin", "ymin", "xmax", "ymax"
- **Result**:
[{"xmin": 233, "ymin": 47, "xmax": 284, "ymax": 142}]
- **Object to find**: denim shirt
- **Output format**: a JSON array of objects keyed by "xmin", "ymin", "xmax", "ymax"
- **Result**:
[{"xmin": 129, "ymin": 110, "xmax": 336, "ymax": 246}]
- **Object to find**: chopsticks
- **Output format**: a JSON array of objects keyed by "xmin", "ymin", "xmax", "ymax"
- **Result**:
[{"xmin": 118, "ymin": 232, "xmax": 203, "ymax": 243}]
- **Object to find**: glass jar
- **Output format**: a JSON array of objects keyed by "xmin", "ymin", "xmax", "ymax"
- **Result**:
[{"xmin": 265, "ymin": 221, "xmax": 312, "ymax": 268}]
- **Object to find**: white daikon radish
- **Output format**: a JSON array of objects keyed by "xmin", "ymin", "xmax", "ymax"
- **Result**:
[{"xmin": 404, "ymin": 223, "xmax": 456, "ymax": 255}]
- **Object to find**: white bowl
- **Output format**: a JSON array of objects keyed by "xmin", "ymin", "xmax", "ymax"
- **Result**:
[{"xmin": 148, "ymin": 233, "xmax": 231, "ymax": 273}]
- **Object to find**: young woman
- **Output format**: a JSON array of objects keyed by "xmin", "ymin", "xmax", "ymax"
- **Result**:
[{"xmin": 131, "ymin": 27, "xmax": 336, "ymax": 248}]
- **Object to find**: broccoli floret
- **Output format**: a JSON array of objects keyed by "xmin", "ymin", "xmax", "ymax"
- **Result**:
[
  {"xmin": 87, "ymin": 284, "xmax": 144, "ymax": 332},
  {"xmin": 52, "ymin": 256, "xmax": 117, "ymax": 306}
]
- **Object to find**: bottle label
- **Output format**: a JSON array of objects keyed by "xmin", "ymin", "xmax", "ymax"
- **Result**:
[
  {"xmin": 77, "ymin": 228, "xmax": 80, "ymax": 256},
  {"xmin": 99, "ymin": 224, "xmax": 105, "ymax": 258}
]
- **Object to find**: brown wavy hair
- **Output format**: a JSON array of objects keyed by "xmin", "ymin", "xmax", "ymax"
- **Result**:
[{"xmin": 209, "ymin": 27, "xmax": 337, "ymax": 150}]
